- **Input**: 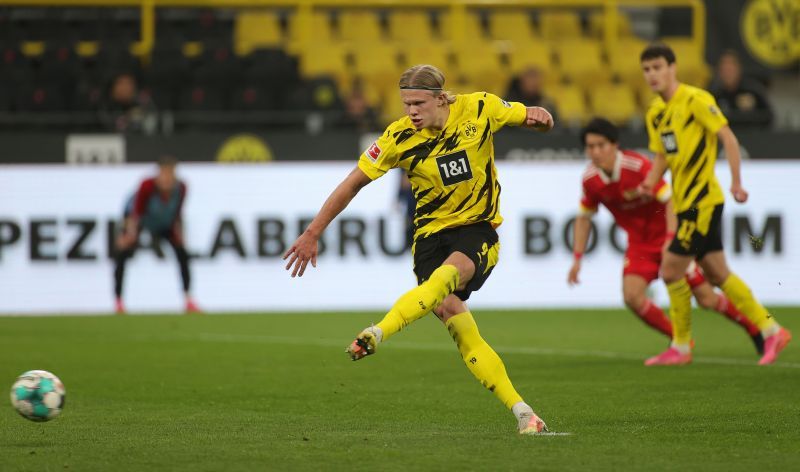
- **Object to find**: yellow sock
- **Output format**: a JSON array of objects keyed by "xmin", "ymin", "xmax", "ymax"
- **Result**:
[
  {"xmin": 720, "ymin": 273, "xmax": 777, "ymax": 332},
  {"xmin": 445, "ymin": 311, "xmax": 523, "ymax": 410},
  {"xmin": 666, "ymin": 278, "xmax": 693, "ymax": 346},
  {"xmin": 375, "ymin": 265, "xmax": 459, "ymax": 341}
]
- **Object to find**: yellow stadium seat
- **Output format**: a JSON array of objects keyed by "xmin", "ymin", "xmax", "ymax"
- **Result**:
[
  {"xmin": 438, "ymin": 12, "xmax": 485, "ymax": 42},
  {"xmin": 588, "ymin": 10, "xmax": 634, "ymax": 38},
  {"xmin": 287, "ymin": 11, "xmax": 334, "ymax": 52},
  {"xmin": 662, "ymin": 37, "xmax": 711, "ymax": 87},
  {"xmin": 554, "ymin": 39, "xmax": 609, "ymax": 87},
  {"xmin": 539, "ymin": 11, "xmax": 583, "ymax": 40},
  {"xmin": 338, "ymin": 10, "xmax": 385, "ymax": 43},
  {"xmin": 401, "ymin": 43, "xmax": 452, "ymax": 71},
  {"xmin": 380, "ymin": 87, "xmax": 407, "ymax": 126},
  {"xmin": 388, "ymin": 11, "xmax": 435, "ymax": 44},
  {"xmin": 637, "ymin": 83, "xmax": 658, "ymax": 111},
  {"xmin": 298, "ymin": 43, "xmax": 350, "ymax": 87},
  {"xmin": 235, "ymin": 11, "xmax": 283, "ymax": 55},
  {"xmin": 506, "ymin": 39, "xmax": 554, "ymax": 75},
  {"xmin": 451, "ymin": 41, "xmax": 507, "ymax": 95},
  {"xmin": 588, "ymin": 82, "xmax": 638, "ymax": 126},
  {"xmin": 549, "ymin": 83, "xmax": 588, "ymax": 126},
  {"xmin": 447, "ymin": 75, "xmax": 481, "ymax": 96},
  {"xmin": 488, "ymin": 11, "xmax": 538, "ymax": 41},
  {"xmin": 351, "ymin": 43, "xmax": 402, "ymax": 97},
  {"xmin": 608, "ymin": 37, "xmax": 648, "ymax": 86}
]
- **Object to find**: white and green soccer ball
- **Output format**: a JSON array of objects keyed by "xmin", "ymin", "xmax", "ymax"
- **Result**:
[{"xmin": 10, "ymin": 370, "xmax": 66, "ymax": 422}]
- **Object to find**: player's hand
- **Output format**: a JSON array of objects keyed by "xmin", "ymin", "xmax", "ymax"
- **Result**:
[
  {"xmin": 283, "ymin": 231, "xmax": 319, "ymax": 278},
  {"xmin": 637, "ymin": 181, "xmax": 655, "ymax": 199},
  {"xmin": 525, "ymin": 107, "xmax": 554, "ymax": 132},
  {"xmin": 116, "ymin": 232, "xmax": 137, "ymax": 249},
  {"xmin": 730, "ymin": 183, "xmax": 748, "ymax": 203},
  {"xmin": 567, "ymin": 261, "xmax": 581, "ymax": 286}
]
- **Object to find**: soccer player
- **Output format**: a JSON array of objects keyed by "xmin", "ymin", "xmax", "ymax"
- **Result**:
[
  {"xmin": 638, "ymin": 43, "xmax": 791, "ymax": 365},
  {"xmin": 284, "ymin": 64, "xmax": 554, "ymax": 435},
  {"xmin": 568, "ymin": 118, "xmax": 762, "ymax": 354},
  {"xmin": 113, "ymin": 155, "xmax": 200, "ymax": 314}
]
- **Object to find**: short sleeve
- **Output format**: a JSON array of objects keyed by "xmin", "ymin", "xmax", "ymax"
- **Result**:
[
  {"xmin": 690, "ymin": 92, "xmax": 728, "ymax": 135},
  {"xmin": 357, "ymin": 127, "xmax": 400, "ymax": 180},
  {"xmin": 579, "ymin": 184, "xmax": 599, "ymax": 215},
  {"xmin": 645, "ymin": 108, "xmax": 665, "ymax": 155},
  {"xmin": 483, "ymin": 92, "xmax": 527, "ymax": 132}
]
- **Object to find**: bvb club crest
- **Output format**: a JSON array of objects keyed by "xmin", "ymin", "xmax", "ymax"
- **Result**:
[{"xmin": 463, "ymin": 121, "xmax": 478, "ymax": 139}]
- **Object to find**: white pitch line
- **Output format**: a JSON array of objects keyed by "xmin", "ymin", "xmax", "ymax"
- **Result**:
[{"xmin": 145, "ymin": 332, "xmax": 800, "ymax": 369}]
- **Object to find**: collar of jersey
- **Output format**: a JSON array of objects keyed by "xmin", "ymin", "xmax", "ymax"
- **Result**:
[
  {"xmin": 596, "ymin": 151, "xmax": 623, "ymax": 184},
  {"xmin": 665, "ymin": 83, "xmax": 688, "ymax": 105}
]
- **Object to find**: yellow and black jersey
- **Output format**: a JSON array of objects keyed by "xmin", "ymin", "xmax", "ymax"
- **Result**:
[
  {"xmin": 646, "ymin": 83, "xmax": 728, "ymax": 213},
  {"xmin": 358, "ymin": 92, "xmax": 526, "ymax": 241}
]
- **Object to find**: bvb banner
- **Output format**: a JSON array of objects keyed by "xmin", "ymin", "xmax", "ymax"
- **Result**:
[
  {"xmin": 708, "ymin": 0, "xmax": 800, "ymax": 73},
  {"xmin": 0, "ymin": 161, "xmax": 797, "ymax": 314}
]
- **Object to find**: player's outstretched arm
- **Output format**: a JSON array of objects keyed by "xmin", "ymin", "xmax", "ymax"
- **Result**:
[
  {"xmin": 718, "ymin": 125, "xmax": 748, "ymax": 203},
  {"xmin": 523, "ymin": 106, "xmax": 554, "ymax": 132},
  {"xmin": 283, "ymin": 167, "xmax": 372, "ymax": 277},
  {"xmin": 568, "ymin": 214, "xmax": 592, "ymax": 286},
  {"xmin": 639, "ymin": 153, "xmax": 668, "ymax": 197}
]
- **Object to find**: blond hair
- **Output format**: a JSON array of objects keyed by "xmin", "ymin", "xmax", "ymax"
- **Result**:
[{"xmin": 398, "ymin": 64, "xmax": 457, "ymax": 104}]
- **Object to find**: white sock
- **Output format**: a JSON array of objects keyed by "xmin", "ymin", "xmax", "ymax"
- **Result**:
[
  {"xmin": 761, "ymin": 322, "xmax": 780, "ymax": 338},
  {"xmin": 671, "ymin": 342, "xmax": 691, "ymax": 354},
  {"xmin": 512, "ymin": 401, "xmax": 533, "ymax": 420},
  {"xmin": 365, "ymin": 325, "xmax": 383, "ymax": 343}
]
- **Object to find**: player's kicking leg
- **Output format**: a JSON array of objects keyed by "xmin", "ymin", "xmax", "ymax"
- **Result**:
[
  {"xmin": 345, "ymin": 249, "xmax": 467, "ymax": 360},
  {"xmin": 686, "ymin": 264, "xmax": 763, "ymax": 354},
  {"xmin": 345, "ymin": 262, "xmax": 460, "ymax": 360},
  {"xmin": 699, "ymin": 251, "xmax": 792, "ymax": 365}
]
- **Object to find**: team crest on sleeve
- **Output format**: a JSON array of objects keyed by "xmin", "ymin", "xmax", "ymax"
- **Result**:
[{"xmin": 365, "ymin": 142, "xmax": 382, "ymax": 162}]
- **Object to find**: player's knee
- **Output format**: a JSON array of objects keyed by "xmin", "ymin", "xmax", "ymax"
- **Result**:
[
  {"xmin": 623, "ymin": 292, "xmax": 645, "ymax": 312},
  {"xmin": 442, "ymin": 255, "xmax": 475, "ymax": 291},
  {"xmin": 661, "ymin": 267, "xmax": 683, "ymax": 284},
  {"xmin": 703, "ymin": 271, "xmax": 727, "ymax": 287},
  {"xmin": 694, "ymin": 291, "xmax": 717, "ymax": 309},
  {"xmin": 434, "ymin": 296, "xmax": 465, "ymax": 322}
]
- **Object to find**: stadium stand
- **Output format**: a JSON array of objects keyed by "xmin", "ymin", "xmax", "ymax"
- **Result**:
[{"xmin": 0, "ymin": 0, "xmax": 780, "ymax": 134}]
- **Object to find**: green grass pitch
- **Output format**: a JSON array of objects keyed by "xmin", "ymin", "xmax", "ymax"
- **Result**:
[{"xmin": 1, "ymin": 308, "xmax": 798, "ymax": 471}]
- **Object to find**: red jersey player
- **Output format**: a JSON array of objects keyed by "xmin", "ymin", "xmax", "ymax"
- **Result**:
[{"xmin": 567, "ymin": 118, "xmax": 762, "ymax": 354}]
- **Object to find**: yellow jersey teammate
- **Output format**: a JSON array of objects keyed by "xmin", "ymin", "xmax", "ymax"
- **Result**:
[
  {"xmin": 639, "ymin": 43, "xmax": 791, "ymax": 366},
  {"xmin": 283, "ymin": 64, "xmax": 554, "ymax": 435}
]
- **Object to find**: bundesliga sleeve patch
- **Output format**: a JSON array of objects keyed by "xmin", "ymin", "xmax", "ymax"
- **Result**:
[
  {"xmin": 501, "ymin": 99, "xmax": 512, "ymax": 108},
  {"xmin": 366, "ymin": 142, "xmax": 382, "ymax": 162}
]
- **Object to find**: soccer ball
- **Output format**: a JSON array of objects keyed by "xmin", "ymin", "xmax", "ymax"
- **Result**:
[{"xmin": 10, "ymin": 370, "xmax": 66, "ymax": 422}]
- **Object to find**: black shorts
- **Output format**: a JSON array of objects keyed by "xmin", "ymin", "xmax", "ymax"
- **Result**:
[
  {"xmin": 668, "ymin": 204, "xmax": 724, "ymax": 259},
  {"xmin": 413, "ymin": 222, "xmax": 500, "ymax": 301}
]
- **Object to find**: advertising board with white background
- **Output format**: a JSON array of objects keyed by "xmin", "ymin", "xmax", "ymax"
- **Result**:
[{"xmin": 0, "ymin": 161, "xmax": 795, "ymax": 314}]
